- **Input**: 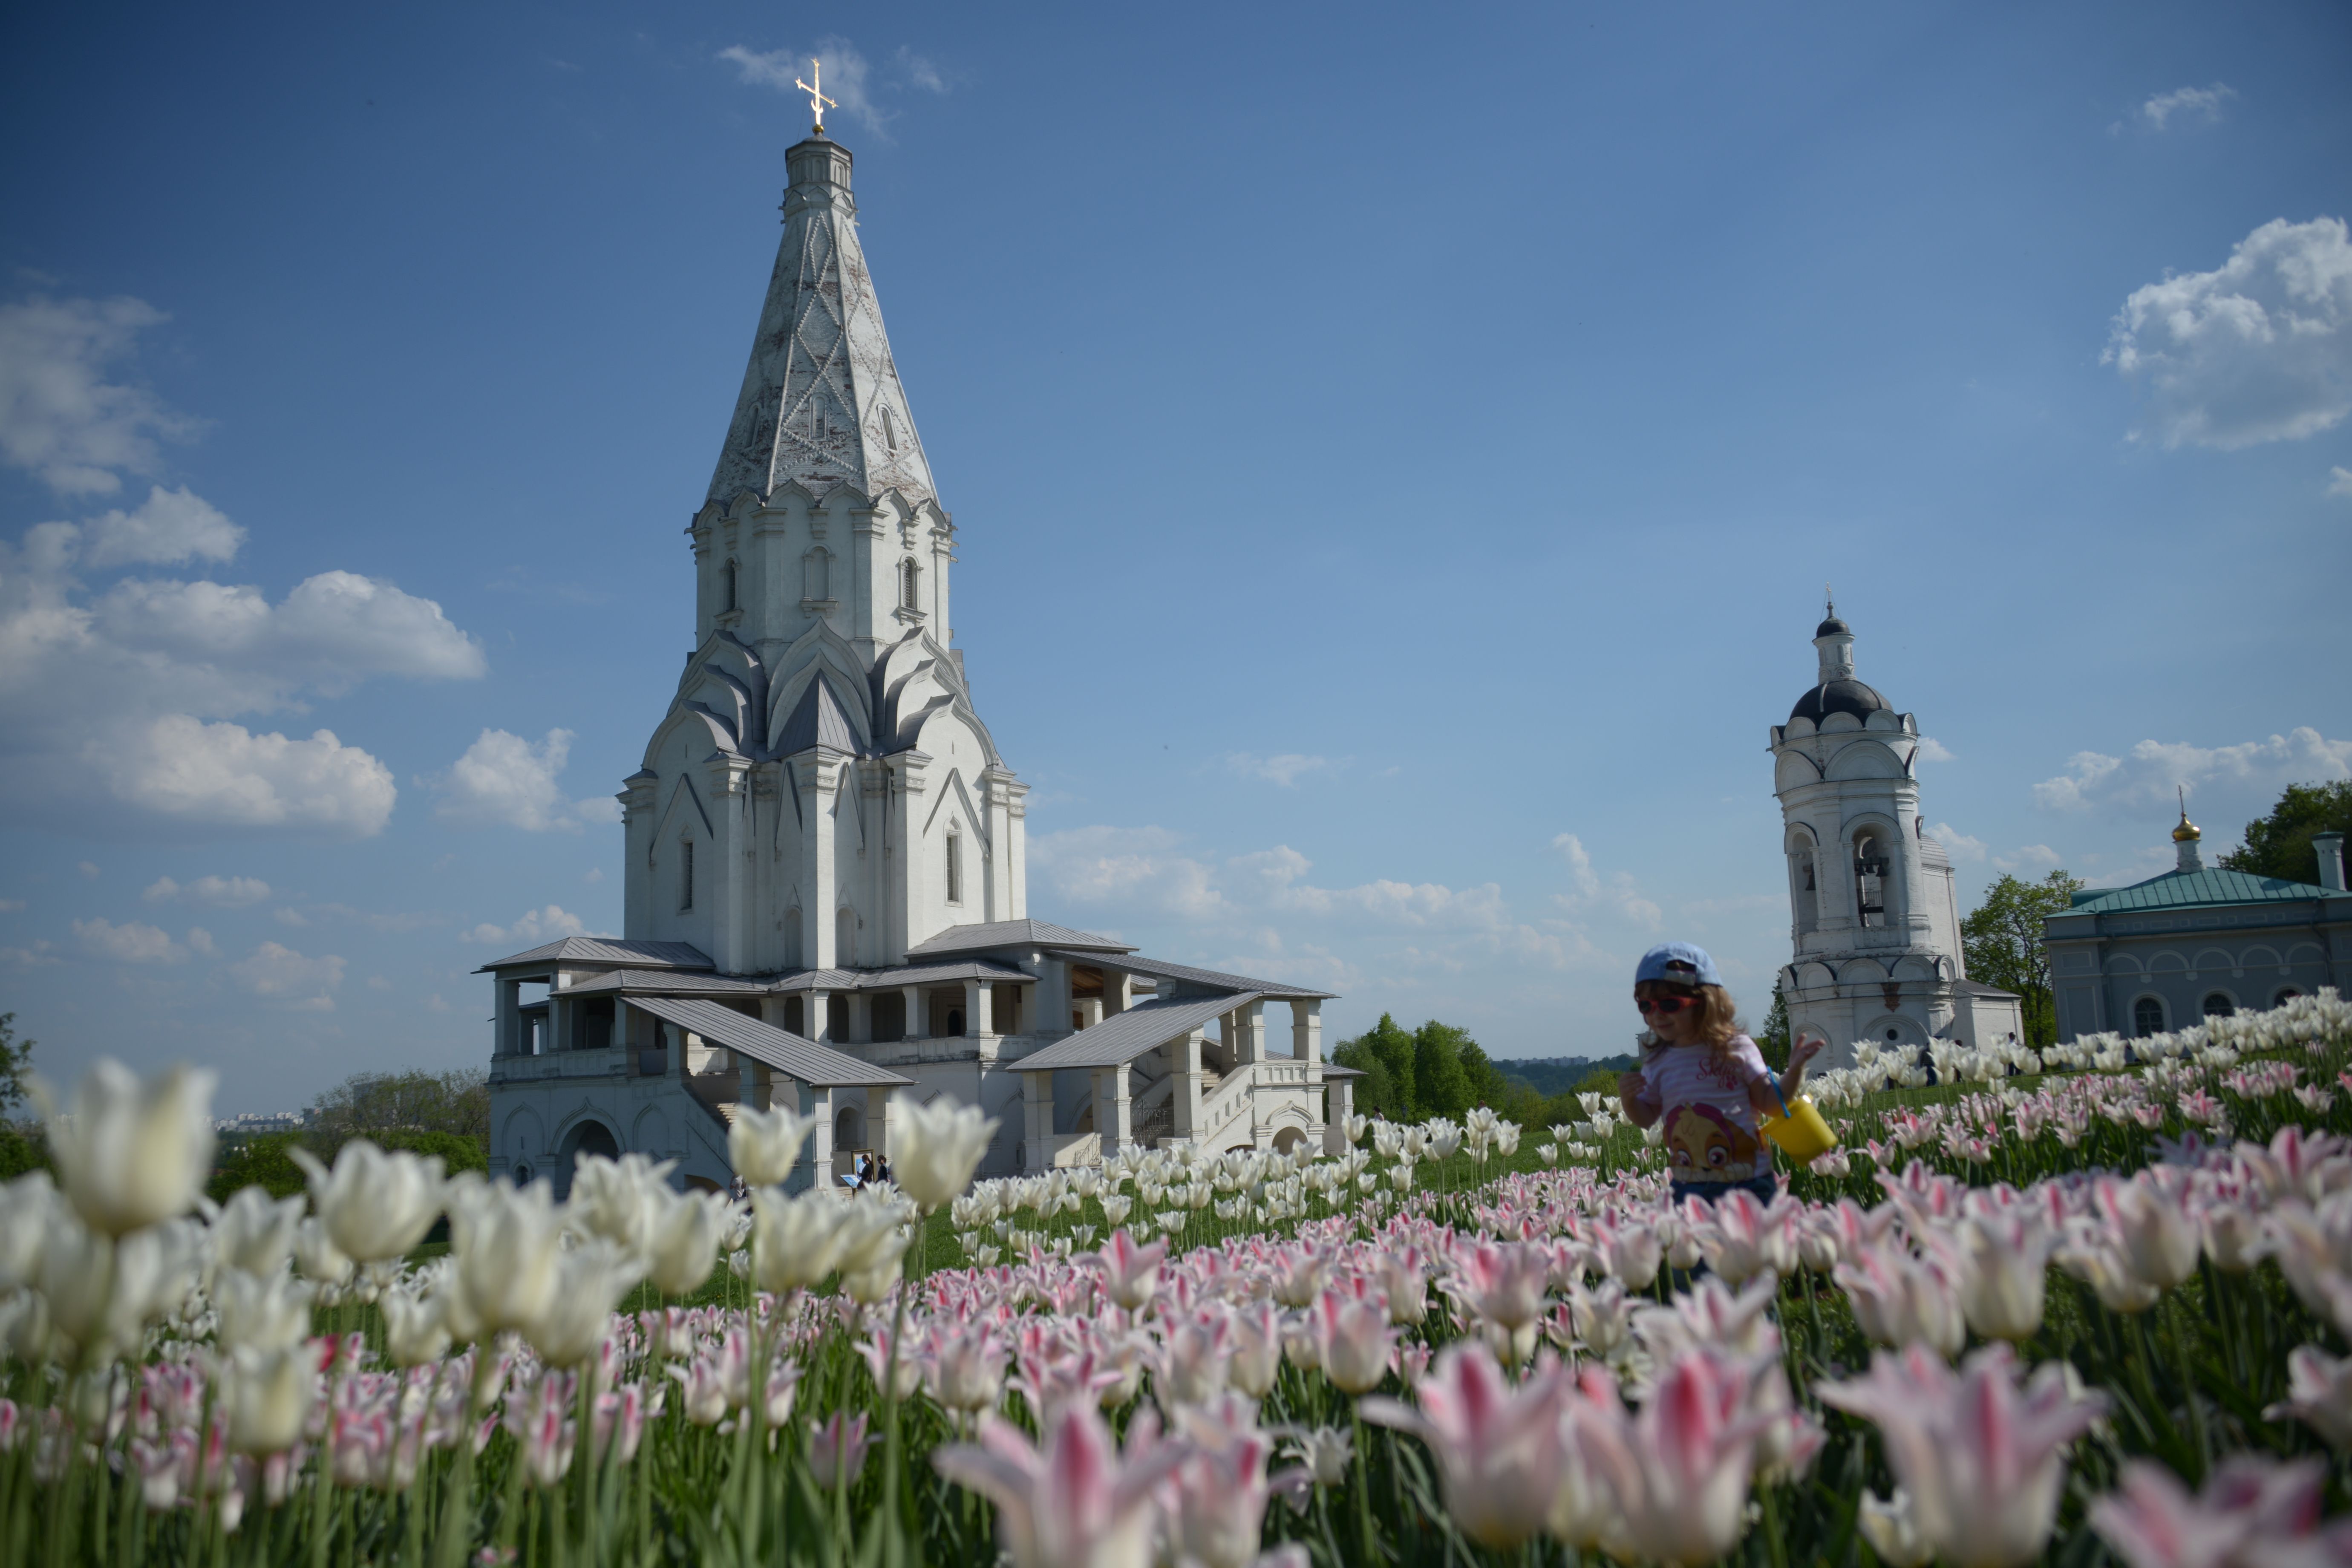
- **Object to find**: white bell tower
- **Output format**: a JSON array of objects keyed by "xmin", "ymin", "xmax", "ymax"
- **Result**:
[{"xmin": 1768, "ymin": 604, "xmax": 2009, "ymax": 1064}]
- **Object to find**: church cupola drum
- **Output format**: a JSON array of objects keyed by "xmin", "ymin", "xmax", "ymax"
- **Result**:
[
  {"xmin": 1767, "ymin": 606, "xmax": 2022, "ymax": 1064},
  {"xmin": 621, "ymin": 130, "xmax": 1028, "ymax": 976}
]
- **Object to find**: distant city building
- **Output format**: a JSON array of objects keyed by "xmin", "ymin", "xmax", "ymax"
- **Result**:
[
  {"xmin": 482, "ymin": 130, "xmax": 1349, "ymax": 1197},
  {"xmin": 2044, "ymin": 814, "xmax": 2349, "ymax": 1041},
  {"xmin": 214, "ymin": 1111, "xmax": 306, "ymax": 1134},
  {"xmin": 1770, "ymin": 609, "xmax": 2023, "ymax": 1066}
]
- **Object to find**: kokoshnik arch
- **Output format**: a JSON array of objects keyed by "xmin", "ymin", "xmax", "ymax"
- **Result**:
[{"xmin": 478, "ymin": 129, "xmax": 1354, "ymax": 1196}]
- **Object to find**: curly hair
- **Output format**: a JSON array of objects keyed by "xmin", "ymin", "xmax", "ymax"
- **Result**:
[{"xmin": 1635, "ymin": 979, "xmax": 1747, "ymax": 1054}]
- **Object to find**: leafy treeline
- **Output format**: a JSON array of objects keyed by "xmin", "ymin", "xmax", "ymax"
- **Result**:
[
  {"xmin": 1483, "ymin": 1054, "xmax": 1640, "ymax": 1098},
  {"xmin": 1960, "ymin": 868, "xmax": 2084, "ymax": 1051},
  {"xmin": 2220, "ymin": 781, "xmax": 2352, "ymax": 884},
  {"xmin": 208, "ymin": 1068, "xmax": 492, "ymax": 1201},
  {"xmin": 1330, "ymin": 1014, "xmax": 1629, "ymax": 1132}
]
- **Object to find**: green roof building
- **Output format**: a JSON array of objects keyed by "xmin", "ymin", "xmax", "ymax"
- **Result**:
[{"xmin": 2043, "ymin": 810, "xmax": 2349, "ymax": 1041}]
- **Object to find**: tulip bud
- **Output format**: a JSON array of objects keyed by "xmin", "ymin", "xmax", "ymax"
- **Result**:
[
  {"xmin": 728, "ymin": 1104, "xmax": 818, "ymax": 1188},
  {"xmin": 37, "ymin": 1059, "xmax": 216, "ymax": 1237},
  {"xmin": 291, "ymin": 1140, "xmax": 445, "ymax": 1264}
]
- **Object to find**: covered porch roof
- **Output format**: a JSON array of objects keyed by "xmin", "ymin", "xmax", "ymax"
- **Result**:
[{"xmin": 625, "ymin": 995, "xmax": 909, "ymax": 1089}]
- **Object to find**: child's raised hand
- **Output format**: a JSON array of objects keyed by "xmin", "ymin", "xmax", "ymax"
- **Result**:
[{"xmin": 1788, "ymin": 1030, "xmax": 1828, "ymax": 1068}]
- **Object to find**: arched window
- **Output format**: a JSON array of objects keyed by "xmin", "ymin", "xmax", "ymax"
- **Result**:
[
  {"xmin": 679, "ymin": 839, "xmax": 695, "ymax": 911},
  {"xmin": 2202, "ymin": 993, "xmax": 2235, "ymax": 1019},
  {"xmin": 1788, "ymin": 833, "xmax": 1819, "ymax": 936},
  {"xmin": 2133, "ymin": 996, "xmax": 2165, "ymax": 1036},
  {"xmin": 836, "ymin": 908, "xmax": 856, "ymax": 967},
  {"xmin": 945, "ymin": 831, "xmax": 963, "ymax": 904},
  {"xmin": 900, "ymin": 558, "xmax": 919, "ymax": 612},
  {"xmin": 1854, "ymin": 833, "xmax": 1889, "ymax": 928},
  {"xmin": 723, "ymin": 559, "xmax": 739, "ymax": 613}
]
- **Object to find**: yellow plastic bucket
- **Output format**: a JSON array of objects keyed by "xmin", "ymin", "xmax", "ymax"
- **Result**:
[{"xmin": 1759, "ymin": 1094, "xmax": 1839, "ymax": 1163}]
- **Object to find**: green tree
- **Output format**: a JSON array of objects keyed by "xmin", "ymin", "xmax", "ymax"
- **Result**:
[
  {"xmin": 1331, "ymin": 1013, "xmax": 1418, "ymax": 1120},
  {"xmin": 306, "ymin": 1068, "xmax": 490, "ymax": 1157},
  {"xmin": 207, "ymin": 1132, "xmax": 310, "ymax": 1203},
  {"xmin": 2219, "ymin": 781, "xmax": 2352, "ymax": 884},
  {"xmin": 1755, "ymin": 989, "xmax": 1791, "ymax": 1072},
  {"xmin": 1411, "ymin": 1021, "xmax": 1476, "ymax": 1121},
  {"xmin": 0, "ymin": 1012, "xmax": 32, "ymax": 1113},
  {"xmin": 1961, "ymin": 869, "xmax": 2085, "ymax": 1051}
]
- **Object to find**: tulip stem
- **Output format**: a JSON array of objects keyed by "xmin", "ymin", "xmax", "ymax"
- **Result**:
[{"xmin": 1349, "ymin": 1409, "xmax": 1376, "ymax": 1567}]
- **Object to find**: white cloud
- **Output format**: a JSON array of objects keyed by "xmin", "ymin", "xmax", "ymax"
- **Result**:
[
  {"xmin": 366, "ymin": 974, "xmax": 391, "ymax": 991},
  {"xmin": 1923, "ymin": 822, "xmax": 1987, "ymax": 862},
  {"xmin": 228, "ymin": 941, "xmax": 344, "ymax": 1009},
  {"xmin": 1223, "ymin": 752, "xmax": 1341, "ymax": 788},
  {"xmin": 721, "ymin": 39, "xmax": 888, "ymax": 135},
  {"xmin": 1, "ymin": 940, "xmax": 59, "ymax": 966},
  {"xmin": 78, "ymin": 862, "xmax": 100, "ymax": 878},
  {"xmin": 2329, "ymin": 466, "xmax": 2352, "ymax": 498},
  {"xmin": 72, "ymin": 916, "xmax": 186, "ymax": 963},
  {"xmin": 2141, "ymin": 83, "xmax": 2236, "ymax": 130},
  {"xmin": 143, "ymin": 874, "xmax": 271, "ymax": 908},
  {"xmin": 1915, "ymin": 736, "xmax": 1957, "ymax": 763},
  {"xmin": 0, "ymin": 899, "xmax": 23, "ymax": 912},
  {"xmin": 274, "ymin": 907, "xmax": 309, "ymax": 927},
  {"xmin": 1550, "ymin": 834, "xmax": 1663, "ymax": 930},
  {"xmin": 462, "ymin": 905, "xmax": 593, "ymax": 947},
  {"xmin": 186, "ymin": 927, "xmax": 216, "ymax": 957},
  {"xmin": 106, "ymin": 717, "xmax": 398, "ymax": 835},
  {"xmin": 895, "ymin": 47, "xmax": 946, "ymax": 94},
  {"xmin": 79, "ymin": 487, "xmax": 244, "ymax": 567},
  {"xmin": 582, "ymin": 867, "xmax": 604, "ymax": 883},
  {"xmin": 0, "ymin": 294, "xmax": 199, "ymax": 494},
  {"xmin": 2106, "ymin": 217, "xmax": 2352, "ymax": 449},
  {"xmin": 0, "ymin": 528, "xmax": 479, "ymax": 835},
  {"xmin": 431, "ymin": 728, "xmax": 612, "ymax": 832},
  {"xmin": 2033, "ymin": 726, "xmax": 2352, "ymax": 816}
]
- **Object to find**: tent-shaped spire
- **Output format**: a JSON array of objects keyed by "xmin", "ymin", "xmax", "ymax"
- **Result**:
[{"xmin": 708, "ymin": 135, "xmax": 936, "ymax": 507}]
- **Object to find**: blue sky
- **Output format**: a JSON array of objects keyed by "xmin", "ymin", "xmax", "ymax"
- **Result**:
[{"xmin": 3, "ymin": 2, "xmax": 2348, "ymax": 1113}]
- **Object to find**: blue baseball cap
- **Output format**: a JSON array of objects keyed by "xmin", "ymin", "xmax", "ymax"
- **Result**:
[{"xmin": 1634, "ymin": 942, "xmax": 1723, "ymax": 989}]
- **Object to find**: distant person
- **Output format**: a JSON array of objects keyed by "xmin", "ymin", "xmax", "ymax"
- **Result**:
[
  {"xmin": 1615, "ymin": 942, "xmax": 1825, "ymax": 1211},
  {"xmin": 872, "ymin": 1153, "xmax": 892, "ymax": 1188}
]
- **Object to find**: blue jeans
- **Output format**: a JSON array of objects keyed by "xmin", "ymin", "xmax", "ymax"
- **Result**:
[{"xmin": 1669, "ymin": 1170, "xmax": 1782, "ymax": 1210}]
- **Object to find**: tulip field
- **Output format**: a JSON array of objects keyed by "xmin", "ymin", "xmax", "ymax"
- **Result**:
[{"xmin": 7, "ymin": 992, "xmax": 2352, "ymax": 1566}]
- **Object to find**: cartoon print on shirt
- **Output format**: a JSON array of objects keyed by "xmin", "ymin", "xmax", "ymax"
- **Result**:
[{"xmin": 1665, "ymin": 1102, "xmax": 1761, "ymax": 1181}]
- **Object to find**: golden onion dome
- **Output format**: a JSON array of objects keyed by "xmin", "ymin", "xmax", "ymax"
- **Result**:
[{"xmin": 2172, "ymin": 809, "xmax": 2202, "ymax": 843}]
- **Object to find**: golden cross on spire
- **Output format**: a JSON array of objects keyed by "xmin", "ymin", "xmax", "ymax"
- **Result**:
[{"xmin": 795, "ymin": 58, "xmax": 837, "ymax": 133}]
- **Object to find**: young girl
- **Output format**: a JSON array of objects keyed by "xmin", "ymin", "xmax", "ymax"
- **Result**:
[{"xmin": 1616, "ymin": 941, "xmax": 1826, "ymax": 1206}]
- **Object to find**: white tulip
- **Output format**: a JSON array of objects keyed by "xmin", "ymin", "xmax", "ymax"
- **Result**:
[
  {"xmin": 833, "ymin": 1191, "xmax": 914, "ymax": 1286},
  {"xmin": 380, "ymin": 1283, "xmax": 452, "ymax": 1367},
  {"xmin": 751, "ymin": 1188, "xmax": 851, "ymax": 1293},
  {"xmin": 892, "ymin": 1098, "xmax": 999, "ymax": 1214},
  {"xmin": 38, "ymin": 1207, "xmax": 172, "ymax": 1364},
  {"xmin": 525, "ymin": 1237, "xmax": 643, "ymax": 1367},
  {"xmin": 213, "ymin": 1266, "xmax": 314, "ymax": 1353},
  {"xmin": 444, "ymin": 1176, "xmax": 565, "ymax": 1340},
  {"xmin": 0, "ymin": 1288, "xmax": 51, "ymax": 1362},
  {"xmin": 37, "ymin": 1059, "xmax": 216, "ymax": 1237},
  {"xmin": 219, "ymin": 1343, "xmax": 319, "ymax": 1454},
  {"xmin": 0, "ymin": 1171, "xmax": 56, "ymax": 1290},
  {"xmin": 291, "ymin": 1139, "xmax": 445, "ymax": 1263},
  {"xmin": 211, "ymin": 1186, "xmax": 308, "ymax": 1278},
  {"xmin": 291, "ymin": 1215, "xmax": 354, "ymax": 1286},
  {"xmin": 646, "ymin": 1188, "xmax": 729, "ymax": 1297},
  {"xmin": 728, "ymin": 1104, "xmax": 819, "ymax": 1188},
  {"xmin": 568, "ymin": 1152, "xmax": 680, "ymax": 1259}
]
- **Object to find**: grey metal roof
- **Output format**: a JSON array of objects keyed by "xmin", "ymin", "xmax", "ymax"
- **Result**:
[
  {"xmin": 1009, "ymin": 992, "xmax": 1262, "ymax": 1072},
  {"xmin": 908, "ymin": 919, "xmax": 1134, "ymax": 958},
  {"xmin": 563, "ymin": 970, "xmax": 770, "ymax": 997},
  {"xmin": 840, "ymin": 959, "xmax": 1033, "ymax": 989},
  {"xmin": 1321, "ymin": 1062, "xmax": 1366, "ymax": 1077},
  {"xmin": 1049, "ymin": 950, "xmax": 1335, "ymax": 1001},
  {"xmin": 625, "ymin": 995, "xmax": 909, "ymax": 1089},
  {"xmin": 775, "ymin": 677, "xmax": 860, "ymax": 757},
  {"xmin": 475, "ymin": 937, "xmax": 714, "ymax": 974},
  {"xmin": 1950, "ymin": 979, "xmax": 2022, "ymax": 999}
]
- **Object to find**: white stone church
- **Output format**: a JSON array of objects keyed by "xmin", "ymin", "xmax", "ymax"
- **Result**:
[
  {"xmin": 481, "ymin": 131, "xmax": 1347, "ymax": 1196},
  {"xmin": 1770, "ymin": 609, "xmax": 2023, "ymax": 1066}
]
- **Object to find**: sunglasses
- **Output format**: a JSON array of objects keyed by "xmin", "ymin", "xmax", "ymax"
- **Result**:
[{"xmin": 1635, "ymin": 995, "xmax": 1695, "ymax": 1016}]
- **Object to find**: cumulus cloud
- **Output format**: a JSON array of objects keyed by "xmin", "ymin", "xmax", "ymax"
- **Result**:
[
  {"xmin": 1223, "ymin": 752, "xmax": 1341, "ymax": 788},
  {"xmin": 0, "ymin": 940, "xmax": 59, "ymax": 967},
  {"xmin": 2034, "ymin": 726, "xmax": 2352, "ymax": 817},
  {"xmin": 1923, "ymin": 822, "xmax": 1988, "ymax": 862},
  {"xmin": 78, "ymin": 487, "xmax": 243, "ymax": 567},
  {"xmin": 462, "ymin": 905, "xmax": 594, "ymax": 947},
  {"xmin": 72, "ymin": 916, "xmax": 186, "ymax": 963},
  {"xmin": 186, "ymin": 927, "xmax": 216, "ymax": 957},
  {"xmin": 719, "ymin": 37, "xmax": 944, "ymax": 136},
  {"xmin": 1915, "ymin": 736, "xmax": 1956, "ymax": 764},
  {"xmin": 1995, "ymin": 845, "xmax": 2065, "ymax": 874},
  {"xmin": 2141, "ymin": 83, "xmax": 2236, "ymax": 130},
  {"xmin": 431, "ymin": 728, "xmax": 614, "ymax": 832},
  {"xmin": 2106, "ymin": 217, "xmax": 2352, "ymax": 449},
  {"xmin": 2329, "ymin": 466, "xmax": 2352, "ymax": 499},
  {"xmin": 143, "ymin": 874, "xmax": 270, "ymax": 908},
  {"xmin": 228, "ymin": 941, "xmax": 344, "ymax": 1010},
  {"xmin": 0, "ymin": 294, "xmax": 199, "ymax": 494},
  {"xmin": 104, "ymin": 717, "xmax": 398, "ymax": 834},
  {"xmin": 1551, "ymin": 834, "xmax": 1662, "ymax": 929}
]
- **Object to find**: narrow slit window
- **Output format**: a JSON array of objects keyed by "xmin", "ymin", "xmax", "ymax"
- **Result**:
[
  {"xmin": 680, "ymin": 840, "xmax": 695, "ymax": 911},
  {"xmin": 945, "ymin": 831, "xmax": 962, "ymax": 904},
  {"xmin": 901, "ymin": 558, "xmax": 919, "ymax": 612},
  {"xmin": 723, "ymin": 560, "xmax": 738, "ymax": 613}
]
